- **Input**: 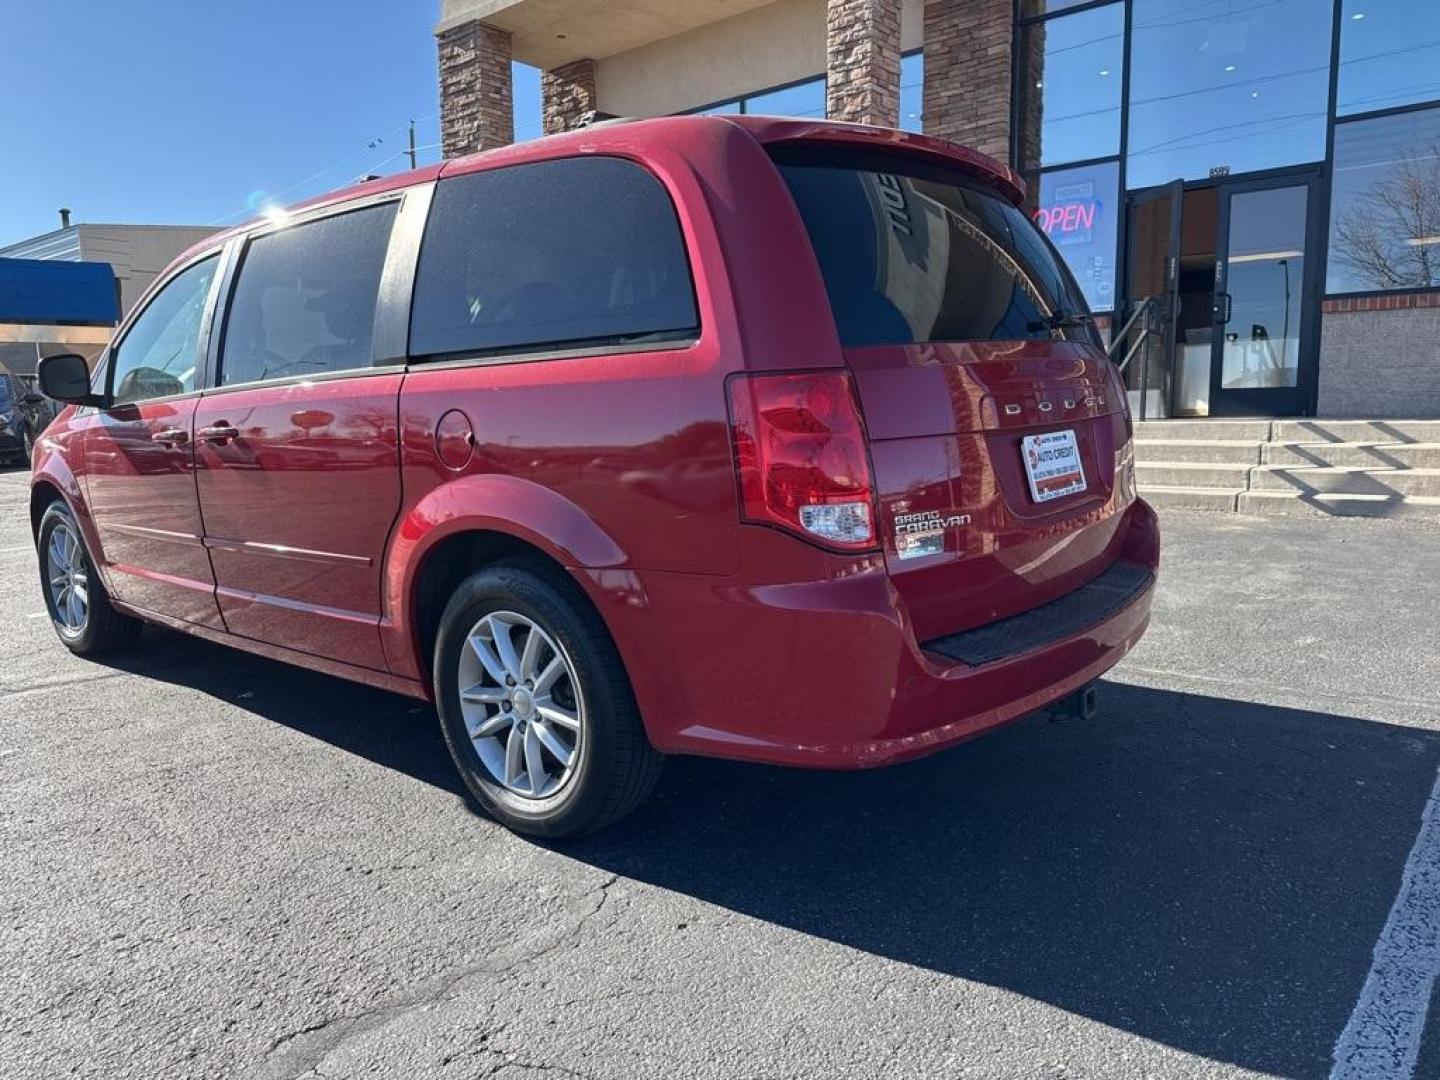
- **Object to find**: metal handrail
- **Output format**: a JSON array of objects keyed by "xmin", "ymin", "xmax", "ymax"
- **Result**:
[
  {"xmin": 1108, "ymin": 299, "xmax": 1149, "ymax": 371},
  {"xmin": 1108, "ymin": 296, "xmax": 1161, "ymax": 421}
]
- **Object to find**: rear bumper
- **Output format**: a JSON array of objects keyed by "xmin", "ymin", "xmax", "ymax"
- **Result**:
[{"xmin": 610, "ymin": 498, "xmax": 1159, "ymax": 768}]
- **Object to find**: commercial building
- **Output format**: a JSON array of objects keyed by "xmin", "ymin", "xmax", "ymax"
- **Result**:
[
  {"xmin": 0, "ymin": 220, "xmax": 218, "ymax": 317},
  {"xmin": 0, "ymin": 257, "xmax": 118, "ymax": 387},
  {"xmin": 0, "ymin": 220, "xmax": 218, "ymax": 380},
  {"xmin": 435, "ymin": 0, "xmax": 1440, "ymax": 419}
]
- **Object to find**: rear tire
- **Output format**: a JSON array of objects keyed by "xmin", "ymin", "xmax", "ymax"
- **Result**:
[
  {"xmin": 37, "ymin": 501, "xmax": 143, "ymax": 655},
  {"xmin": 433, "ymin": 560, "xmax": 663, "ymax": 838}
]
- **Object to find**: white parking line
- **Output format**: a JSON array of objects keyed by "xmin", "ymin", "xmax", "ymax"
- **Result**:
[{"xmin": 1331, "ymin": 765, "xmax": 1440, "ymax": 1079}]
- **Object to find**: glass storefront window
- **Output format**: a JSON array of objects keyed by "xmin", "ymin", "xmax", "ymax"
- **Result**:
[
  {"xmin": 692, "ymin": 77, "xmax": 825, "ymax": 119},
  {"xmin": 1126, "ymin": 0, "xmax": 1332, "ymax": 188},
  {"xmin": 1328, "ymin": 106, "xmax": 1440, "ymax": 293},
  {"xmin": 1020, "ymin": 0, "xmax": 1099, "ymax": 16},
  {"xmin": 513, "ymin": 63, "xmax": 543, "ymax": 142},
  {"xmin": 745, "ymin": 77, "xmax": 826, "ymax": 119},
  {"xmin": 1018, "ymin": 4, "xmax": 1124, "ymax": 169},
  {"xmin": 1338, "ymin": 0, "xmax": 1440, "ymax": 116},
  {"xmin": 1026, "ymin": 160, "xmax": 1121, "ymax": 312},
  {"xmin": 900, "ymin": 52, "xmax": 923, "ymax": 132}
]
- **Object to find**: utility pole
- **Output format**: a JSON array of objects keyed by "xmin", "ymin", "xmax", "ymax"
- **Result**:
[{"xmin": 406, "ymin": 119, "xmax": 417, "ymax": 170}]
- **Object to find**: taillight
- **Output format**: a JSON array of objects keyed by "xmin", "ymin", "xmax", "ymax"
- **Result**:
[{"xmin": 726, "ymin": 370, "xmax": 877, "ymax": 551}]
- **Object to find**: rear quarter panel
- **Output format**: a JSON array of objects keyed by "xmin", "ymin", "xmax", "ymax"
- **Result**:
[{"xmin": 384, "ymin": 118, "xmax": 845, "ymax": 685}]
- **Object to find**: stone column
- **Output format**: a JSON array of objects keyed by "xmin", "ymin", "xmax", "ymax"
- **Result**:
[
  {"xmin": 542, "ymin": 58, "xmax": 599, "ymax": 135},
  {"xmin": 825, "ymin": 0, "xmax": 902, "ymax": 127},
  {"xmin": 923, "ymin": 0, "xmax": 1013, "ymax": 161},
  {"xmin": 438, "ymin": 20, "xmax": 514, "ymax": 157}
]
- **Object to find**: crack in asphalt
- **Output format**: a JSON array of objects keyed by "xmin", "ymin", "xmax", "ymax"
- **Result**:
[
  {"xmin": 250, "ymin": 873, "xmax": 622, "ymax": 1080},
  {"xmin": 0, "ymin": 670, "xmax": 127, "ymax": 699}
]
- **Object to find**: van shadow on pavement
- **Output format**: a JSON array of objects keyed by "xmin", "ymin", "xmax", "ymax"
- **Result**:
[{"xmin": 98, "ymin": 627, "xmax": 1440, "ymax": 1080}]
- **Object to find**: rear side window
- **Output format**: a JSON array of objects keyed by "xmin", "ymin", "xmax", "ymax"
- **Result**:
[
  {"xmin": 772, "ymin": 146, "xmax": 1097, "ymax": 348},
  {"xmin": 220, "ymin": 203, "xmax": 397, "ymax": 386},
  {"xmin": 409, "ymin": 157, "xmax": 698, "ymax": 359}
]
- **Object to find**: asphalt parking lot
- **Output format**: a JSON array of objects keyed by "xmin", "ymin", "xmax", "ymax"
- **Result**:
[{"xmin": 2, "ymin": 467, "xmax": 1438, "ymax": 1080}]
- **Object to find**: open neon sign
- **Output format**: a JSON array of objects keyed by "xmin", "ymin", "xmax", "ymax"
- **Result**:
[{"xmin": 1033, "ymin": 201, "xmax": 1099, "ymax": 235}]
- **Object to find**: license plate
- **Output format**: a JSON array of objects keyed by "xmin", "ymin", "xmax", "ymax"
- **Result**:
[{"xmin": 1021, "ymin": 429, "xmax": 1087, "ymax": 503}]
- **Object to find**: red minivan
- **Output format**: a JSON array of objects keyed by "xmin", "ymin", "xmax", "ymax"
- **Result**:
[{"xmin": 31, "ymin": 117, "xmax": 1158, "ymax": 837}]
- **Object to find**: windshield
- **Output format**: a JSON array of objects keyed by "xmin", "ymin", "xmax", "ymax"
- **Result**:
[{"xmin": 772, "ymin": 146, "xmax": 1098, "ymax": 349}]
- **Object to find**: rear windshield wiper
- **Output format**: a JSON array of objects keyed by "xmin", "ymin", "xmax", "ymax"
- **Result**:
[{"xmin": 1028, "ymin": 311, "xmax": 1094, "ymax": 332}]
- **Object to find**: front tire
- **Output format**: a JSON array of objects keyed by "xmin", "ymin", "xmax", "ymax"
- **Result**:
[
  {"xmin": 433, "ymin": 561, "xmax": 662, "ymax": 838},
  {"xmin": 37, "ymin": 501, "xmax": 142, "ymax": 655}
]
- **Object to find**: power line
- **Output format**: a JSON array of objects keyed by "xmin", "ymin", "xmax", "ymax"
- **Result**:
[{"xmin": 209, "ymin": 114, "xmax": 440, "ymax": 225}]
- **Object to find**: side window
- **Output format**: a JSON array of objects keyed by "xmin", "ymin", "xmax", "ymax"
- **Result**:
[
  {"xmin": 110, "ymin": 255, "xmax": 219, "ymax": 405},
  {"xmin": 219, "ymin": 203, "xmax": 397, "ymax": 386},
  {"xmin": 409, "ymin": 157, "xmax": 699, "ymax": 359}
]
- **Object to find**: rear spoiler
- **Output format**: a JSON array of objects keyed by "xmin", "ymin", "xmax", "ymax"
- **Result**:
[{"xmin": 728, "ymin": 116, "xmax": 1026, "ymax": 205}]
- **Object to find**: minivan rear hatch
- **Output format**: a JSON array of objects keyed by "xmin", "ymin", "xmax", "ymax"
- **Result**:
[{"xmin": 771, "ymin": 142, "xmax": 1135, "ymax": 645}]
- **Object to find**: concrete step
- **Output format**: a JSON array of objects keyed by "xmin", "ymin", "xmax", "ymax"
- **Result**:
[
  {"xmin": 1136, "ymin": 461, "xmax": 1253, "ymax": 488},
  {"xmin": 1134, "ymin": 438, "xmax": 1264, "ymax": 465},
  {"xmin": 1133, "ymin": 419, "xmax": 1273, "ymax": 441},
  {"xmin": 1271, "ymin": 419, "xmax": 1440, "ymax": 444},
  {"xmin": 1236, "ymin": 490, "xmax": 1440, "ymax": 521},
  {"xmin": 1247, "ymin": 466, "xmax": 1440, "ymax": 498},
  {"xmin": 1262, "ymin": 442, "xmax": 1440, "ymax": 469},
  {"xmin": 1136, "ymin": 485, "xmax": 1240, "ymax": 511}
]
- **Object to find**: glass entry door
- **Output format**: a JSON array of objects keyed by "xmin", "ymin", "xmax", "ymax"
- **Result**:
[
  {"xmin": 1122, "ymin": 179, "xmax": 1183, "ymax": 419},
  {"xmin": 1208, "ymin": 177, "xmax": 1319, "ymax": 417}
]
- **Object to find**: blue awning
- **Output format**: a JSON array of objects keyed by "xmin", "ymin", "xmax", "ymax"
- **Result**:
[{"xmin": 0, "ymin": 257, "xmax": 119, "ymax": 325}]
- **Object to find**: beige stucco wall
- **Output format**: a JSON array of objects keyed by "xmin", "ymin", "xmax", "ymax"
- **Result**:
[
  {"xmin": 595, "ymin": 0, "xmax": 922, "ymax": 118},
  {"xmin": 76, "ymin": 225, "xmax": 218, "ymax": 314}
]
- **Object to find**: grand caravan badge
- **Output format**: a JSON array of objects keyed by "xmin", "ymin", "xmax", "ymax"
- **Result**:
[{"xmin": 893, "ymin": 509, "xmax": 971, "ymax": 560}]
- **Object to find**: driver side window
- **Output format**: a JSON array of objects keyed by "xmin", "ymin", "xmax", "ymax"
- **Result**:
[{"xmin": 110, "ymin": 255, "xmax": 219, "ymax": 406}]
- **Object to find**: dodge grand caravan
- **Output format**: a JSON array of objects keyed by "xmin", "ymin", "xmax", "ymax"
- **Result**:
[{"xmin": 32, "ymin": 116, "xmax": 1158, "ymax": 837}]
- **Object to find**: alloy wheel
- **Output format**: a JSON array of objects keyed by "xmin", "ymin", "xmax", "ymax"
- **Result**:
[
  {"xmin": 46, "ymin": 522, "xmax": 88, "ymax": 634},
  {"xmin": 457, "ymin": 610, "xmax": 584, "ymax": 800}
]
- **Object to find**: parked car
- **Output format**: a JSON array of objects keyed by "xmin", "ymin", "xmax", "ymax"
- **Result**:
[
  {"xmin": 0, "ymin": 373, "xmax": 55, "ymax": 466},
  {"xmin": 31, "ymin": 116, "xmax": 1158, "ymax": 837}
]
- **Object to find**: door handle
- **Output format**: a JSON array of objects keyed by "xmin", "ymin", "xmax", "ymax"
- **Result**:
[
  {"xmin": 197, "ymin": 423, "xmax": 240, "ymax": 444},
  {"xmin": 150, "ymin": 428, "xmax": 188, "ymax": 446},
  {"xmin": 1213, "ymin": 292, "xmax": 1233, "ymax": 325}
]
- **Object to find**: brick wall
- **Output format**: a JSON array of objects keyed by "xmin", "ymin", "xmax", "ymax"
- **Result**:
[
  {"xmin": 438, "ymin": 20, "xmax": 514, "ymax": 157},
  {"xmin": 542, "ymin": 59, "xmax": 599, "ymax": 135},
  {"xmin": 923, "ymin": 0, "xmax": 1012, "ymax": 161},
  {"xmin": 1318, "ymin": 297, "xmax": 1440, "ymax": 418},
  {"xmin": 826, "ymin": 0, "xmax": 902, "ymax": 126}
]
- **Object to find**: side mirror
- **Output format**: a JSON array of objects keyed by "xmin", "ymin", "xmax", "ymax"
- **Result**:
[{"xmin": 37, "ymin": 353, "xmax": 107, "ymax": 408}]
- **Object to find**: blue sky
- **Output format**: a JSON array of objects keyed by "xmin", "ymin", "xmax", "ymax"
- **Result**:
[{"xmin": 0, "ymin": 0, "xmax": 541, "ymax": 246}]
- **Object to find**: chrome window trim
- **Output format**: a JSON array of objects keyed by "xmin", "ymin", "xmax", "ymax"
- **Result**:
[
  {"xmin": 196, "ymin": 361, "xmax": 408, "ymax": 399},
  {"xmin": 406, "ymin": 335, "xmax": 700, "ymax": 375}
]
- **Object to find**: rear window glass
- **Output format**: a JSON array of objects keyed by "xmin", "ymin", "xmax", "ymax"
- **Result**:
[
  {"xmin": 410, "ymin": 156, "xmax": 699, "ymax": 359},
  {"xmin": 772, "ymin": 146, "xmax": 1097, "ymax": 348}
]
